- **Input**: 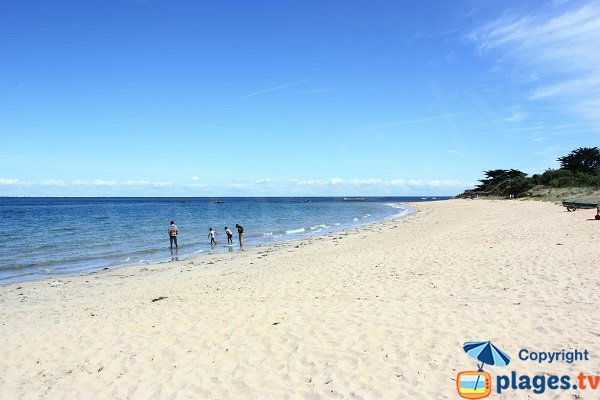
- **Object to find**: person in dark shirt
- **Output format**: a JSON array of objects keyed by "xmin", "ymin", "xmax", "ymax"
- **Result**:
[
  {"xmin": 168, "ymin": 221, "xmax": 179, "ymax": 249},
  {"xmin": 235, "ymin": 224, "xmax": 244, "ymax": 247}
]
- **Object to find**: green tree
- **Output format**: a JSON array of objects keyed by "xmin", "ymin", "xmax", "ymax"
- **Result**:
[
  {"xmin": 557, "ymin": 147, "xmax": 600, "ymax": 174},
  {"xmin": 540, "ymin": 169, "xmax": 574, "ymax": 187},
  {"xmin": 476, "ymin": 169, "xmax": 527, "ymax": 192}
]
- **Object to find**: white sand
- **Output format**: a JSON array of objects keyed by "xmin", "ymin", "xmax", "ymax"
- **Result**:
[{"xmin": 1, "ymin": 199, "xmax": 599, "ymax": 399}]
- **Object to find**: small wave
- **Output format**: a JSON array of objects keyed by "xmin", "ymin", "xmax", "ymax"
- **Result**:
[
  {"xmin": 262, "ymin": 232, "xmax": 273, "ymax": 237},
  {"xmin": 385, "ymin": 207, "xmax": 413, "ymax": 220},
  {"xmin": 384, "ymin": 202, "xmax": 407, "ymax": 209},
  {"xmin": 286, "ymin": 228, "xmax": 306, "ymax": 234},
  {"xmin": 353, "ymin": 218, "xmax": 359, "ymax": 221},
  {"xmin": 395, "ymin": 209, "xmax": 411, "ymax": 216},
  {"xmin": 123, "ymin": 257, "xmax": 131, "ymax": 262},
  {"xmin": 309, "ymin": 224, "xmax": 328, "ymax": 230},
  {"xmin": 334, "ymin": 223, "xmax": 340, "ymax": 226}
]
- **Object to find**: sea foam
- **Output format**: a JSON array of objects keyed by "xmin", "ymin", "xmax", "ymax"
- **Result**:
[{"xmin": 286, "ymin": 228, "xmax": 306, "ymax": 234}]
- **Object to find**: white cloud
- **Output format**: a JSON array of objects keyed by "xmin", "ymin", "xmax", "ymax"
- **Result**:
[
  {"xmin": 295, "ymin": 179, "xmax": 328, "ymax": 186},
  {"xmin": 255, "ymin": 178, "xmax": 274, "ymax": 185},
  {"xmin": 347, "ymin": 179, "xmax": 383, "ymax": 186},
  {"xmin": 0, "ymin": 178, "xmax": 25, "ymax": 186},
  {"xmin": 123, "ymin": 180, "xmax": 150, "ymax": 186},
  {"xmin": 186, "ymin": 183, "xmax": 208, "ymax": 188},
  {"xmin": 246, "ymin": 177, "xmax": 473, "ymax": 189},
  {"xmin": 1, "ymin": 176, "xmax": 474, "ymax": 194},
  {"xmin": 123, "ymin": 180, "xmax": 172, "ymax": 187},
  {"xmin": 504, "ymin": 111, "xmax": 527, "ymax": 122},
  {"xmin": 92, "ymin": 180, "xmax": 118, "ymax": 187},
  {"xmin": 0, "ymin": 179, "xmax": 173, "ymax": 188},
  {"xmin": 41, "ymin": 179, "xmax": 67, "ymax": 186},
  {"xmin": 388, "ymin": 179, "xmax": 407, "ymax": 187},
  {"xmin": 469, "ymin": 2, "xmax": 600, "ymax": 121}
]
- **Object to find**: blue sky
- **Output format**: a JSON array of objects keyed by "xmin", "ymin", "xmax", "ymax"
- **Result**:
[{"xmin": 1, "ymin": 0, "xmax": 599, "ymax": 196}]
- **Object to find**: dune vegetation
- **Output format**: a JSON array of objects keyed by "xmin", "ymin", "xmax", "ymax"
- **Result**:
[{"xmin": 459, "ymin": 147, "xmax": 600, "ymax": 201}]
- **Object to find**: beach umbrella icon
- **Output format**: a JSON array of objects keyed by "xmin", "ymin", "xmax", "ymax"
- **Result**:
[
  {"xmin": 462, "ymin": 341, "xmax": 510, "ymax": 396},
  {"xmin": 463, "ymin": 341, "xmax": 511, "ymax": 371}
]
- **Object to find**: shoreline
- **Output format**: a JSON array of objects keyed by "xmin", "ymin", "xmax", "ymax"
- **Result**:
[
  {"xmin": 0, "ymin": 202, "xmax": 416, "ymax": 287},
  {"xmin": 1, "ymin": 199, "xmax": 598, "ymax": 399}
]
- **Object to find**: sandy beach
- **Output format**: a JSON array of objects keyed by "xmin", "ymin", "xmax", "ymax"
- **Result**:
[{"xmin": 1, "ymin": 199, "xmax": 599, "ymax": 399}]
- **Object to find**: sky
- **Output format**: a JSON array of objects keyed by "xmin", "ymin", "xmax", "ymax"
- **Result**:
[{"xmin": 1, "ymin": 0, "xmax": 599, "ymax": 196}]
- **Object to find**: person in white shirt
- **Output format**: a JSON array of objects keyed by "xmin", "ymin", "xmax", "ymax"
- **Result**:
[
  {"xmin": 208, "ymin": 227, "xmax": 218, "ymax": 245},
  {"xmin": 225, "ymin": 227, "xmax": 233, "ymax": 244}
]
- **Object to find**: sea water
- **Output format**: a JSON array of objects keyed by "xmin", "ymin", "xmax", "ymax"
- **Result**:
[{"xmin": 0, "ymin": 197, "xmax": 448, "ymax": 284}]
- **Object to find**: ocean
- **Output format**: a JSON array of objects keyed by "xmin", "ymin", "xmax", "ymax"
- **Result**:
[{"xmin": 0, "ymin": 197, "xmax": 449, "ymax": 284}]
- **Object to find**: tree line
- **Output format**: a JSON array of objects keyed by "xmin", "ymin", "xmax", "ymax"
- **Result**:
[{"xmin": 460, "ymin": 147, "xmax": 600, "ymax": 198}]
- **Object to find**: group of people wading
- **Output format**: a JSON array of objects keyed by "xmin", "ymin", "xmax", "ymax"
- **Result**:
[{"xmin": 168, "ymin": 221, "xmax": 244, "ymax": 249}]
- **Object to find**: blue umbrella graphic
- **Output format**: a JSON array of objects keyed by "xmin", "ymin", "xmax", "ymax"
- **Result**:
[{"xmin": 463, "ymin": 341, "xmax": 511, "ymax": 391}]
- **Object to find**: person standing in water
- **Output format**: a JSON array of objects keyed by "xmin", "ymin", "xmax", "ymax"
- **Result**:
[
  {"xmin": 225, "ymin": 226, "xmax": 233, "ymax": 245},
  {"xmin": 208, "ymin": 228, "xmax": 218, "ymax": 245},
  {"xmin": 235, "ymin": 224, "xmax": 244, "ymax": 247},
  {"xmin": 168, "ymin": 221, "xmax": 179, "ymax": 249}
]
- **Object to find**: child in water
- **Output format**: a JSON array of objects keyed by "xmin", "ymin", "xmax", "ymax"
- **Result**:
[
  {"xmin": 208, "ymin": 228, "xmax": 218, "ymax": 245},
  {"xmin": 225, "ymin": 226, "xmax": 233, "ymax": 244}
]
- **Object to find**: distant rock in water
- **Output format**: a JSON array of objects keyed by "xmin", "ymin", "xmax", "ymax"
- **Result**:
[{"xmin": 211, "ymin": 201, "xmax": 226, "ymax": 204}]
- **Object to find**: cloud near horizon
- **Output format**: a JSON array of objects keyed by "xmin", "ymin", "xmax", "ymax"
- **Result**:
[
  {"xmin": 0, "ymin": 176, "xmax": 475, "ymax": 194},
  {"xmin": 251, "ymin": 177, "xmax": 474, "ymax": 189},
  {"xmin": 0, "ymin": 178, "xmax": 173, "ymax": 188}
]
